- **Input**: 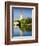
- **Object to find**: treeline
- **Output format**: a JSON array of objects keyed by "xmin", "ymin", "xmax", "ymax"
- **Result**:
[{"xmin": 14, "ymin": 18, "xmax": 32, "ymax": 32}]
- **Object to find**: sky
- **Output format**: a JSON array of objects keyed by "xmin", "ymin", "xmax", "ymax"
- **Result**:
[{"xmin": 12, "ymin": 8, "xmax": 32, "ymax": 20}]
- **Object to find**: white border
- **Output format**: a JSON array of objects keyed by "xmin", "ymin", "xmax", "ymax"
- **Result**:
[{"xmin": 10, "ymin": 5, "xmax": 36, "ymax": 41}]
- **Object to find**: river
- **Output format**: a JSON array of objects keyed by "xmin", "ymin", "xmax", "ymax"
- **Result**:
[{"xmin": 12, "ymin": 26, "xmax": 32, "ymax": 37}]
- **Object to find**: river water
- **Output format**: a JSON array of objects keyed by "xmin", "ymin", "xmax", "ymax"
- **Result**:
[{"xmin": 12, "ymin": 26, "xmax": 32, "ymax": 37}]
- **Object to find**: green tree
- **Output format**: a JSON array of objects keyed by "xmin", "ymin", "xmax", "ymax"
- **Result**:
[{"xmin": 19, "ymin": 18, "xmax": 32, "ymax": 32}]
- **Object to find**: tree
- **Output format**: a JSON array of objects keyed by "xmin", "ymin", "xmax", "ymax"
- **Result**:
[{"xmin": 19, "ymin": 18, "xmax": 32, "ymax": 32}]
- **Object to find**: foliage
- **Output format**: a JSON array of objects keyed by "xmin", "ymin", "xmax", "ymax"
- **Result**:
[
  {"xmin": 13, "ymin": 18, "xmax": 32, "ymax": 32},
  {"xmin": 19, "ymin": 18, "xmax": 32, "ymax": 32}
]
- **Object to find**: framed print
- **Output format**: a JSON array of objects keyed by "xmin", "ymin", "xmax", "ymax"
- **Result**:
[{"xmin": 5, "ymin": 1, "xmax": 38, "ymax": 45}]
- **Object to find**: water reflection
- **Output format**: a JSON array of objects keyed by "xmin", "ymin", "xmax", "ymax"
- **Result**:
[{"xmin": 12, "ymin": 26, "xmax": 32, "ymax": 37}]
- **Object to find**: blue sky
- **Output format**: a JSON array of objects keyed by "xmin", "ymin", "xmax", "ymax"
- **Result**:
[{"xmin": 12, "ymin": 8, "xmax": 32, "ymax": 20}]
